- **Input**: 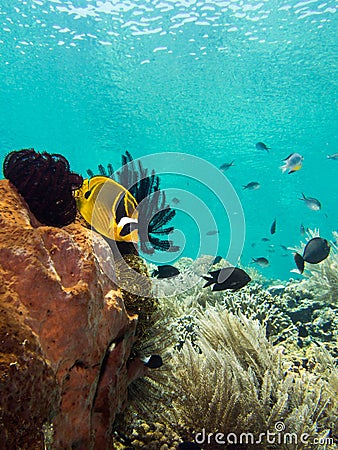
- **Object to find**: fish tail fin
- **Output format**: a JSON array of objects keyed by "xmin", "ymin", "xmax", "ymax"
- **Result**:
[
  {"xmin": 294, "ymin": 252, "xmax": 305, "ymax": 274},
  {"xmin": 202, "ymin": 276, "xmax": 214, "ymax": 288},
  {"xmin": 279, "ymin": 164, "xmax": 288, "ymax": 173},
  {"xmin": 299, "ymin": 193, "xmax": 306, "ymax": 201},
  {"xmin": 242, "ymin": 185, "xmax": 247, "ymax": 190}
]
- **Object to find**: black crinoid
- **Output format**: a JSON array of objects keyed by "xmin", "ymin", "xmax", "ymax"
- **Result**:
[
  {"xmin": 87, "ymin": 151, "xmax": 179, "ymax": 255},
  {"xmin": 3, "ymin": 148, "xmax": 83, "ymax": 227}
]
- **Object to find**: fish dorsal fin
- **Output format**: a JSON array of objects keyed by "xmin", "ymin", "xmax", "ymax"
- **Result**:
[{"xmin": 282, "ymin": 153, "xmax": 294, "ymax": 161}]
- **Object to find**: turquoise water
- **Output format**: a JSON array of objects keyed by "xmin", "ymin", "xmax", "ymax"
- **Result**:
[{"xmin": 0, "ymin": 0, "xmax": 337, "ymax": 280}]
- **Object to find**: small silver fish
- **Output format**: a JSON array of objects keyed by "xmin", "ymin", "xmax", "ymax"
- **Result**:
[
  {"xmin": 299, "ymin": 193, "xmax": 321, "ymax": 211},
  {"xmin": 242, "ymin": 181, "xmax": 260, "ymax": 190},
  {"xmin": 327, "ymin": 153, "xmax": 338, "ymax": 160},
  {"xmin": 280, "ymin": 152, "xmax": 303, "ymax": 174},
  {"xmin": 251, "ymin": 257, "xmax": 269, "ymax": 267}
]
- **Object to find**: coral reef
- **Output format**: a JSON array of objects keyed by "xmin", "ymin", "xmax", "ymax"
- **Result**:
[
  {"xmin": 3, "ymin": 148, "xmax": 83, "ymax": 227},
  {"xmin": 0, "ymin": 179, "xmax": 148, "ymax": 449},
  {"xmin": 165, "ymin": 310, "xmax": 338, "ymax": 449},
  {"xmin": 120, "ymin": 254, "xmax": 338, "ymax": 449}
]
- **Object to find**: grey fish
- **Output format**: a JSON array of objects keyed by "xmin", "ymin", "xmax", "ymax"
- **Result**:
[
  {"xmin": 300, "ymin": 223, "xmax": 306, "ymax": 235},
  {"xmin": 294, "ymin": 237, "xmax": 330, "ymax": 273},
  {"xmin": 220, "ymin": 160, "xmax": 235, "ymax": 171},
  {"xmin": 327, "ymin": 153, "xmax": 338, "ymax": 160},
  {"xmin": 171, "ymin": 197, "xmax": 180, "ymax": 205},
  {"xmin": 299, "ymin": 193, "xmax": 321, "ymax": 211},
  {"xmin": 202, "ymin": 267, "xmax": 251, "ymax": 292},
  {"xmin": 261, "ymin": 237, "xmax": 270, "ymax": 242},
  {"xmin": 255, "ymin": 142, "xmax": 270, "ymax": 152},
  {"xmin": 251, "ymin": 257, "xmax": 269, "ymax": 267},
  {"xmin": 152, "ymin": 265, "xmax": 180, "ymax": 278},
  {"xmin": 270, "ymin": 218, "xmax": 277, "ymax": 235},
  {"xmin": 280, "ymin": 152, "xmax": 303, "ymax": 174},
  {"xmin": 206, "ymin": 230, "xmax": 219, "ymax": 236},
  {"xmin": 242, "ymin": 181, "xmax": 260, "ymax": 190}
]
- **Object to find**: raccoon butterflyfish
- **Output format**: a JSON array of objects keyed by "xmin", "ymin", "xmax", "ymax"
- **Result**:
[{"xmin": 75, "ymin": 176, "xmax": 139, "ymax": 243}]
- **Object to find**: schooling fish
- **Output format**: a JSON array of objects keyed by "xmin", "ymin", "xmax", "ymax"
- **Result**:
[
  {"xmin": 202, "ymin": 267, "xmax": 251, "ymax": 292},
  {"xmin": 141, "ymin": 355, "xmax": 163, "ymax": 369},
  {"xmin": 152, "ymin": 265, "xmax": 180, "ymax": 278},
  {"xmin": 75, "ymin": 176, "xmax": 139, "ymax": 243},
  {"xmin": 242, "ymin": 181, "xmax": 260, "ymax": 190},
  {"xmin": 300, "ymin": 223, "xmax": 306, "ymax": 235},
  {"xmin": 255, "ymin": 142, "xmax": 270, "ymax": 152},
  {"xmin": 280, "ymin": 153, "xmax": 303, "ymax": 174},
  {"xmin": 206, "ymin": 229, "xmax": 219, "ymax": 236},
  {"xmin": 251, "ymin": 257, "xmax": 269, "ymax": 267},
  {"xmin": 261, "ymin": 237, "xmax": 270, "ymax": 242},
  {"xmin": 299, "ymin": 193, "xmax": 321, "ymax": 211},
  {"xmin": 270, "ymin": 218, "xmax": 277, "ymax": 235},
  {"xmin": 327, "ymin": 153, "xmax": 338, "ymax": 160},
  {"xmin": 220, "ymin": 160, "xmax": 235, "ymax": 171},
  {"xmin": 294, "ymin": 237, "xmax": 330, "ymax": 274}
]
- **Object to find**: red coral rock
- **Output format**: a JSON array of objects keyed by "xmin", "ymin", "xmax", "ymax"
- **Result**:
[{"xmin": 0, "ymin": 179, "xmax": 144, "ymax": 449}]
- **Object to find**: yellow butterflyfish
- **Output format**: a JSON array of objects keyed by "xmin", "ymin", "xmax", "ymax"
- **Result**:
[{"xmin": 75, "ymin": 176, "xmax": 138, "ymax": 243}]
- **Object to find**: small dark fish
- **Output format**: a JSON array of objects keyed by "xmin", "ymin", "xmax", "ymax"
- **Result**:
[
  {"xmin": 142, "ymin": 355, "xmax": 163, "ymax": 369},
  {"xmin": 212, "ymin": 255, "xmax": 223, "ymax": 265},
  {"xmin": 202, "ymin": 267, "xmax": 251, "ymax": 292},
  {"xmin": 327, "ymin": 153, "xmax": 338, "ymax": 160},
  {"xmin": 206, "ymin": 230, "xmax": 219, "ymax": 236},
  {"xmin": 280, "ymin": 244, "xmax": 288, "ymax": 251},
  {"xmin": 255, "ymin": 142, "xmax": 270, "ymax": 152},
  {"xmin": 280, "ymin": 152, "xmax": 303, "ymax": 174},
  {"xmin": 242, "ymin": 181, "xmax": 260, "ymax": 190},
  {"xmin": 294, "ymin": 237, "xmax": 330, "ymax": 274},
  {"xmin": 300, "ymin": 223, "xmax": 306, "ymax": 235},
  {"xmin": 152, "ymin": 265, "xmax": 180, "ymax": 278},
  {"xmin": 299, "ymin": 193, "xmax": 321, "ymax": 211},
  {"xmin": 261, "ymin": 237, "xmax": 270, "ymax": 242},
  {"xmin": 251, "ymin": 242, "xmax": 256, "ymax": 247},
  {"xmin": 270, "ymin": 218, "xmax": 277, "ymax": 235},
  {"xmin": 251, "ymin": 257, "xmax": 269, "ymax": 267},
  {"xmin": 171, "ymin": 197, "xmax": 180, "ymax": 205},
  {"xmin": 220, "ymin": 160, "xmax": 235, "ymax": 171},
  {"xmin": 178, "ymin": 443, "xmax": 201, "ymax": 450}
]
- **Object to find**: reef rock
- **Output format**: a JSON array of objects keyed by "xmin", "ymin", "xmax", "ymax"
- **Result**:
[{"xmin": 0, "ymin": 179, "xmax": 141, "ymax": 449}]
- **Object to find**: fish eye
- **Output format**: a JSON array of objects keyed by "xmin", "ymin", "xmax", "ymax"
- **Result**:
[{"xmin": 84, "ymin": 190, "xmax": 91, "ymax": 199}]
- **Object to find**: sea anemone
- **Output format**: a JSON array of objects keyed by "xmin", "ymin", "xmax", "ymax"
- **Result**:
[{"xmin": 3, "ymin": 148, "xmax": 83, "ymax": 227}]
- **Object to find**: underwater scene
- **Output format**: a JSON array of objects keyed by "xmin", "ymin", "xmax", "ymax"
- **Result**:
[{"xmin": 0, "ymin": 0, "xmax": 337, "ymax": 449}]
